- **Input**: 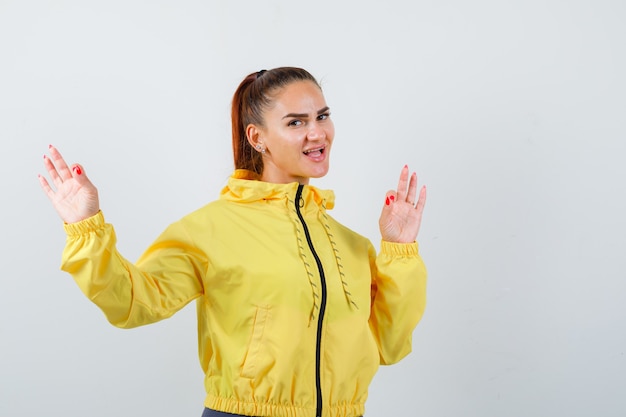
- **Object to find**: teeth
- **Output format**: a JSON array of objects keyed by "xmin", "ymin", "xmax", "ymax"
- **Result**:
[{"xmin": 304, "ymin": 147, "xmax": 323, "ymax": 154}]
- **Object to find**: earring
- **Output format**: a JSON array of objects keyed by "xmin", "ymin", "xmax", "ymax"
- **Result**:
[{"xmin": 256, "ymin": 144, "xmax": 266, "ymax": 154}]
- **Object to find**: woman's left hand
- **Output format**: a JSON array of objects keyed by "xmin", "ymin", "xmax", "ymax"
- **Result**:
[{"xmin": 379, "ymin": 165, "xmax": 427, "ymax": 243}]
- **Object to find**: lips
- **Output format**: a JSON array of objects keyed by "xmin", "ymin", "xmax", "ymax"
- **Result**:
[{"xmin": 303, "ymin": 145, "xmax": 325, "ymax": 158}]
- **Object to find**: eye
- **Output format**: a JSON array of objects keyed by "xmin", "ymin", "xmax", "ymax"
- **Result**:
[
  {"xmin": 317, "ymin": 112, "xmax": 331, "ymax": 121},
  {"xmin": 288, "ymin": 119, "xmax": 303, "ymax": 127}
]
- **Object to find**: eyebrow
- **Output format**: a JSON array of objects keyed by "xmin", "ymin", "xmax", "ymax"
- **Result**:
[{"xmin": 282, "ymin": 106, "xmax": 330, "ymax": 119}]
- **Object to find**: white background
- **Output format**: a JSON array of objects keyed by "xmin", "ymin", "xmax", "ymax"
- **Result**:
[{"xmin": 1, "ymin": 0, "xmax": 625, "ymax": 416}]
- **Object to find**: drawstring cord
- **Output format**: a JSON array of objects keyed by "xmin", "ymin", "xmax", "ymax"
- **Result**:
[
  {"xmin": 286, "ymin": 190, "xmax": 359, "ymax": 326},
  {"xmin": 320, "ymin": 199, "xmax": 358, "ymax": 311},
  {"xmin": 286, "ymin": 193, "xmax": 320, "ymax": 325}
]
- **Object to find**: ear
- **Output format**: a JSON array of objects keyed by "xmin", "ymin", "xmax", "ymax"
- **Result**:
[{"xmin": 246, "ymin": 124, "xmax": 264, "ymax": 150}]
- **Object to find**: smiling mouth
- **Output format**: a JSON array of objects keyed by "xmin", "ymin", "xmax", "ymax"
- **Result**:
[{"xmin": 303, "ymin": 146, "xmax": 326, "ymax": 156}]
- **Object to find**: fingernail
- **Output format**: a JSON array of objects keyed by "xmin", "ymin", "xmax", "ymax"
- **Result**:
[
  {"xmin": 73, "ymin": 166, "xmax": 82, "ymax": 175},
  {"xmin": 389, "ymin": 195, "xmax": 395, "ymax": 202},
  {"xmin": 385, "ymin": 196, "xmax": 390, "ymax": 206},
  {"xmin": 49, "ymin": 144, "xmax": 53, "ymax": 149}
]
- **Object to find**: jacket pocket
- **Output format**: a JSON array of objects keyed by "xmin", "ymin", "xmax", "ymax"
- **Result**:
[{"xmin": 241, "ymin": 305, "xmax": 270, "ymax": 379}]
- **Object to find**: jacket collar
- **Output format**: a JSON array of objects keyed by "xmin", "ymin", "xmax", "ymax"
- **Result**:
[
  {"xmin": 220, "ymin": 169, "xmax": 335, "ymax": 210},
  {"xmin": 220, "ymin": 170, "xmax": 357, "ymax": 318}
]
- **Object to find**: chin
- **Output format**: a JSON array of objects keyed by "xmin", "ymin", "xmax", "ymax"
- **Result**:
[{"xmin": 309, "ymin": 166, "xmax": 330, "ymax": 179}]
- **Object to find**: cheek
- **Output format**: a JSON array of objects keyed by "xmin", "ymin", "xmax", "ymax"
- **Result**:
[{"xmin": 327, "ymin": 122, "xmax": 335, "ymax": 140}]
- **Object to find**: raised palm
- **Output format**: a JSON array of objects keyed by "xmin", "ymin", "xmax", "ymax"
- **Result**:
[{"xmin": 39, "ymin": 146, "xmax": 100, "ymax": 224}]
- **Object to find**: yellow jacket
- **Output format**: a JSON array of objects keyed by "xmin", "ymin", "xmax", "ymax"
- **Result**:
[{"xmin": 61, "ymin": 170, "xmax": 427, "ymax": 417}]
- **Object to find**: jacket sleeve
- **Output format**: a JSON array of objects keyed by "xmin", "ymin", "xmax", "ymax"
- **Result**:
[
  {"xmin": 368, "ymin": 240, "xmax": 427, "ymax": 365},
  {"xmin": 60, "ymin": 211, "xmax": 207, "ymax": 329}
]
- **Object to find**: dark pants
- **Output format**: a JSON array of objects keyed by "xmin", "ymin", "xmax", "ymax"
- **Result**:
[
  {"xmin": 201, "ymin": 409, "xmax": 252, "ymax": 417},
  {"xmin": 202, "ymin": 408, "xmax": 362, "ymax": 417}
]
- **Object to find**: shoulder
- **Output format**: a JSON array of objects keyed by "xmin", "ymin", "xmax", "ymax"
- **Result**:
[
  {"xmin": 325, "ymin": 214, "xmax": 372, "ymax": 248},
  {"xmin": 174, "ymin": 199, "xmax": 233, "ymax": 229}
]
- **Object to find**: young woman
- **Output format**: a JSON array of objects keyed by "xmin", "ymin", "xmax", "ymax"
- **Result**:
[{"xmin": 39, "ymin": 67, "xmax": 427, "ymax": 417}]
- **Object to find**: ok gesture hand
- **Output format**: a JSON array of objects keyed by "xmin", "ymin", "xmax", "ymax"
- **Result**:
[
  {"xmin": 38, "ymin": 146, "xmax": 100, "ymax": 224},
  {"xmin": 379, "ymin": 165, "xmax": 427, "ymax": 243}
]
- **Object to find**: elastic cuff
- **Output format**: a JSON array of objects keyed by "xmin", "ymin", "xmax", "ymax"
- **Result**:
[
  {"xmin": 380, "ymin": 240, "xmax": 419, "ymax": 256},
  {"xmin": 63, "ymin": 211, "xmax": 105, "ymax": 237}
]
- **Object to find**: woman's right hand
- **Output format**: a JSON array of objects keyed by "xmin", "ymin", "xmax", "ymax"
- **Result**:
[{"xmin": 38, "ymin": 145, "xmax": 100, "ymax": 224}]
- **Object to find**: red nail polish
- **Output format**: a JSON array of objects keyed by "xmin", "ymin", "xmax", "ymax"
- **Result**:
[
  {"xmin": 385, "ymin": 196, "xmax": 390, "ymax": 206},
  {"xmin": 389, "ymin": 195, "xmax": 395, "ymax": 202},
  {"xmin": 73, "ymin": 166, "xmax": 82, "ymax": 175}
]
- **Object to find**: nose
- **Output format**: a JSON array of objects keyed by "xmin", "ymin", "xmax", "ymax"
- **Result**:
[{"xmin": 307, "ymin": 123, "xmax": 325, "ymax": 141}]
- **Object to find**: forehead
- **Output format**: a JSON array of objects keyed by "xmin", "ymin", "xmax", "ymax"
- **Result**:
[{"xmin": 269, "ymin": 80, "xmax": 327, "ymax": 111}]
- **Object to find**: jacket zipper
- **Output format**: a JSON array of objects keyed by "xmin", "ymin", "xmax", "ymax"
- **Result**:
[{"xmin": 295, "ymin": 184, "xmax": 328, "ymax": 417}]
